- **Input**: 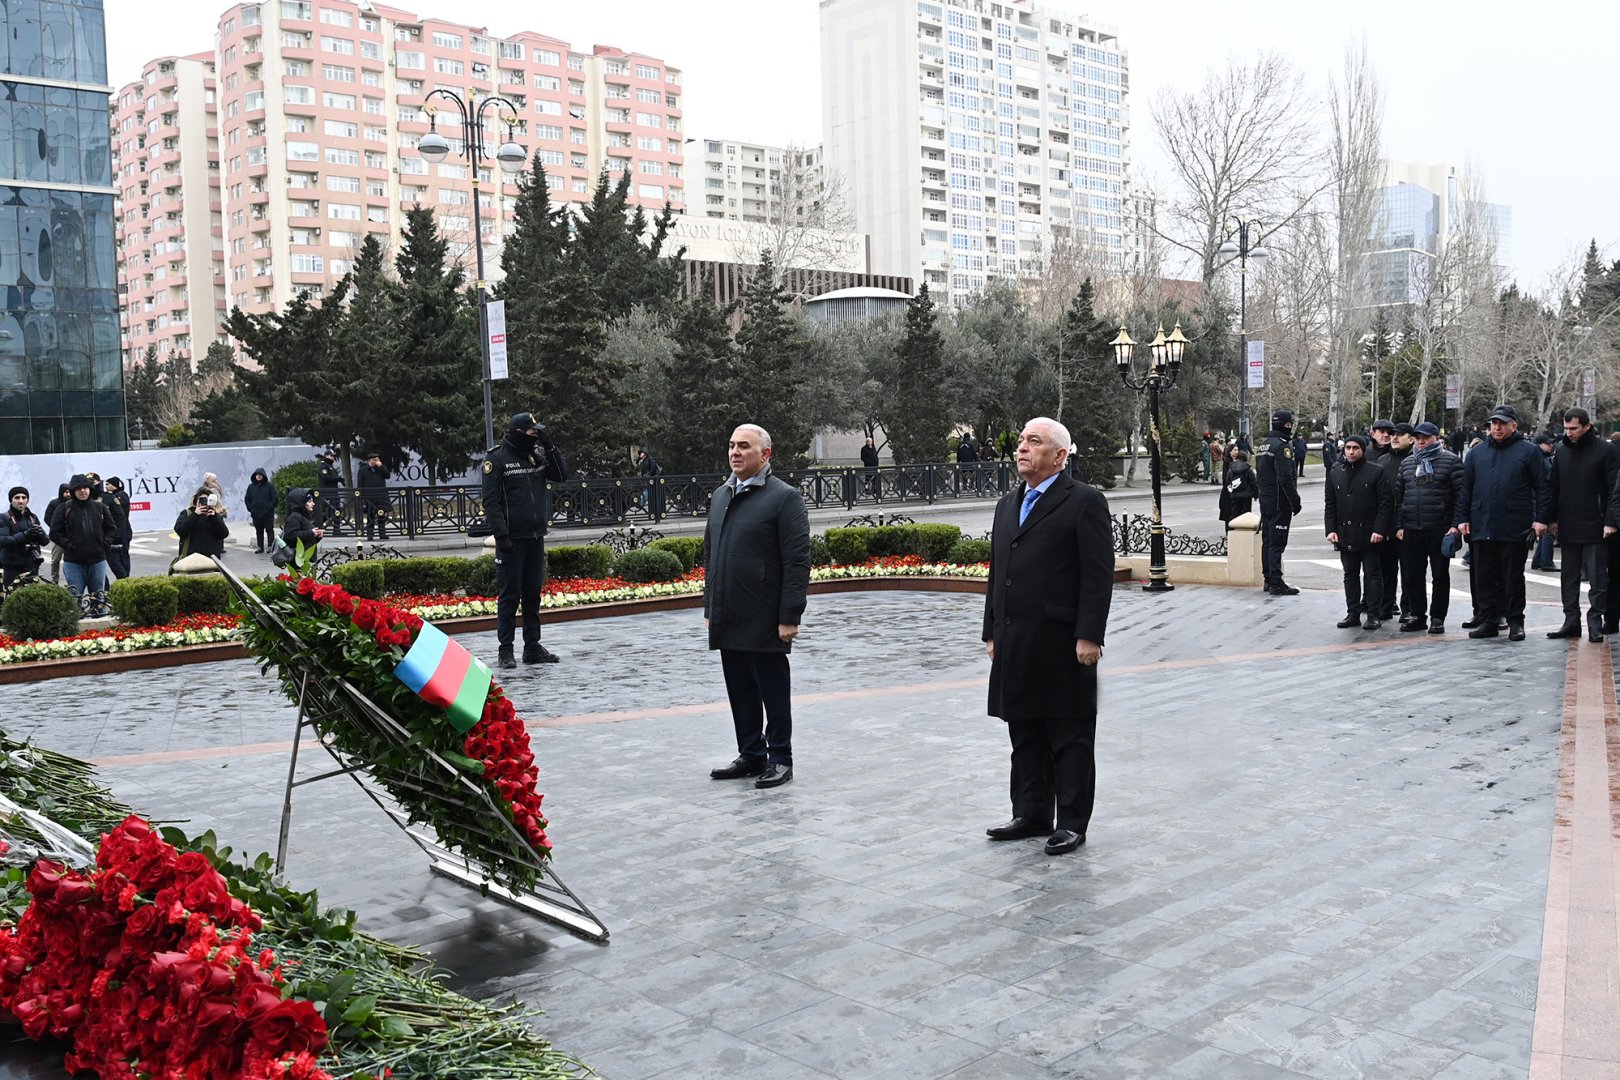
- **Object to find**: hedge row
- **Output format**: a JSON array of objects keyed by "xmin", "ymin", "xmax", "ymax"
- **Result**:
[{"xmin": 824, "ymin": 524, "xmax": 963, "ymax": 565}]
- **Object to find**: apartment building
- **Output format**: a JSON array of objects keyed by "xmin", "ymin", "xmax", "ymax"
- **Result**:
[
  {"xmin": 113, "ymin": 55, "xmax": 228, "ymax": 369},
  {"xmin": 820, "ymin": 0, "xmax": 1130, "ymax": 301},
  {"xmin": 695, "ymin": 138, "xmax": 827, "ymax": 228},
  {"xmin": 1367, "ymin": 161, "xmax": 1513, "ymax": 308},
  {"xmin": 112, "ymin": 0, "xmax": 683, "ymax": 360}
]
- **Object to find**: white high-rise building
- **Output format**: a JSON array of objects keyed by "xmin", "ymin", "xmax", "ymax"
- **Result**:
[
  {"xmin": 1367, "ymin": 161, "xmax": 1513, "ymax": 308},
  {"xmin": 695, "ymin": 138, "xmax": 827, "ymax": 227},
  {"xmin": 820, "ymin": 0, "xmax": 1128, "ymax": 302}
]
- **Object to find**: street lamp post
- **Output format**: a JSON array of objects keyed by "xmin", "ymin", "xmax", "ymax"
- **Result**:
[
  {"xmin": 1217, "ymin": 220, "xmax": 1267, "ymax": 443},
  {"xmin": 416, "ymin": 89, "xmax": 528, "ymax": 451},
  {"xmin": 1114, "ymin": 321, "xmax": 1188, "ymax": 593}
]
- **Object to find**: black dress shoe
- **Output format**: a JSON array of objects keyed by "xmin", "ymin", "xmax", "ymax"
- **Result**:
[
  {"xmin": 1269, "ymin": 581, "xmax": 1300, "ymax": 596},
  {"xmin": 1508, "ymin": 623, "xmax": 1526, "ymax": 641},
  {"xmin": 1400, "ymin": 618, "xmax": 1426, "ymax": 632},
  {"xmin": 710, "ymin": 756, "xmax": 767, "ymax": 780},
  {"xmin": 754, "ymin": 762, "xmax": 793, "ymax": 788},
  {"xmin": 986, "ymin": 817, "xmax": 1052, "ymax": 841},
  {"xmin": 1336, "ymin": 613, "xmax": 1362, "ymax": 629},
  {"xmin": 522, "ymin": 643, "xmax": 560, "ymax": 664},
  {"xmin": 1468, "ymin": 624, "xmax": 1500, "ymax": 639},
  {"xmin": 1362, "ymin": 617, "xmax": 1381, "ymax": 631},
  {"xmin": 1547, "ymin": 624, "xmax": 1582, "ymax": 639},
  {"xmin": 497, "ymin": 645, "xmax": 517, "ymax": 669},
  {"xmin": 1044, "ymin": 830, "xmax": 1085, "ymax": 855},
  {"xmin": 1429, "ymin": 620, "xmax": 1444, "ymax": 634},
  {"xmin": 1461, "ymin": 615, "xmax": 1484, "ymax": 629},
  {"xmin": 1590, "ymin": 629, "xmax": 1607, "ymax": 643}
]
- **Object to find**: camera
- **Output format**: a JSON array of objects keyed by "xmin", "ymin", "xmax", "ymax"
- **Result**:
[{"xmin": 207, "ymin": 494, "xmax": 220, "ymax": 507}]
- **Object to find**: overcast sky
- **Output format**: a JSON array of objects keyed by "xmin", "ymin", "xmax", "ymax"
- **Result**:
[{"xmin": 108, "ymin": 0, "xmax": 1618, "ymax": 291}]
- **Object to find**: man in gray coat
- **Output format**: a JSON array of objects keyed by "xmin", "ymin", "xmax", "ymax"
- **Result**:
[
  {"xmin": 704, "ymin": 424, "xmax": 811, "ymax": 789},
  {"xmin": 982, "ymin": 417, "xmax": 1114, "ymax": 856}
]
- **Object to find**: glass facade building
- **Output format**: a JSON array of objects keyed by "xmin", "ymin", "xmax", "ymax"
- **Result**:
[{"xmin": 0, "ymin": 0, "xmax": 122, "ymax": 455}]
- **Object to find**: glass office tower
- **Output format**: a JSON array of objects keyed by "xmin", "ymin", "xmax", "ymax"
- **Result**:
[{"xmin": 0, "ymin": 0, "xmax": 122, "ymax": 455}]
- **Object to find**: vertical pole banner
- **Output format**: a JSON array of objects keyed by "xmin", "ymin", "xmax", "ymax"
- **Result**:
[
  {"xmin": 1444, "ymin": 373, "xmax": 1461, "ymax": 411},
  {"xmin": 1246, "ymin": 340, "xmax": 1265, "ymax": 389},
  {"xmin": 487, "ymin": 299, "xmax": 509, "ymax": 381}
]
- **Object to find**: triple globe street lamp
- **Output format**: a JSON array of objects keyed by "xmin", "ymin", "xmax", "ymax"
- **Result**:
[
  {"xmin": 416, "ymin": 89, "xmax": 529, "ymax": 451},
  {"xmin": 1113, "ymin": 321, "xmax": 1188, "ymax": 593},
  {"xmin": 1216, "ymin": 220, "xmax": 1267, "ymax": 443}
]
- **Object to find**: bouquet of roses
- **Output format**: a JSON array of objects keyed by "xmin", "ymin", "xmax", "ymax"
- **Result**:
[
  {"xmin": 238, "ymin": 576, "xmax": 550, "ymax": 890},
  {"xmin": 0, "ymin": 815, "xmax": 331, "ymax": 1079}
]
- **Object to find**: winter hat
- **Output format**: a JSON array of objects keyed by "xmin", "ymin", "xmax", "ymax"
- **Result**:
[
  {"xmin": 509, "ymin": 412, "xmax": 538, "ymax": 432},
  {"xmin": 1270, "ymin": 409, "xmax": 1294, "ymax": 428},
  {"xmin": 69, "ymin": 474, "xmax": 91, "ymax": 490},
  {"xmin": 1414, "ymin": 422, "xmax": 1441, "ymax": 437},
  {"xmin": 1393, "ymin": 422, "xmax": 1417, "ymax": 436},
  {"xmin": 1370, "ymin": 419, "xmax": 1395, "ymax": 432},
  {"xmin": 1488, "ymin": 404, "xmax": 1519, "ymax": 424},
  {"xmin": 7, "ymin": 486, "xmax": 26, "ymax": 500},
  {"xmin": 1344, "ymin": 434, "xmax": 1370, "ymax": 449}
]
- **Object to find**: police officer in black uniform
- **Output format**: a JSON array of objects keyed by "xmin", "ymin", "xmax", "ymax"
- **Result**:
[
  {"xmin": 482, "ymin": 412, "xmax": 569, "ymax": 669},
  {"xmin": 1255, "ymin": 409, "xmax": 1304, "ymax": 595},
  {"xmin": 317, "ymin": 450, "xmax": 345, "ymax": 534}
]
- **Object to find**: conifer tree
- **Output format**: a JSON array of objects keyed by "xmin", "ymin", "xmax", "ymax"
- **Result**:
[
  {"xmin": 885, "ymin": 284, "xmax": 950, "ymax": 465},
  {"xmin": 662, "ymin": 278, "xmax": 740, "ymax": 473},
  {"xmin": 732, "ymin": 254, "xmax": 814, "ymax": 464}
]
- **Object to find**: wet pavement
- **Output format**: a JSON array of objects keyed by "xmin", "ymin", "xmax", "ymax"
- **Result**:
[{"xmin": 0, "ymin": 579, "xmax": 1582, "ymax": 1078}]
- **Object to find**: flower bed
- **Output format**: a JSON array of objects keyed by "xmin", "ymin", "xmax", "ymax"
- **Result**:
[
  {"xmin": 0, "ymin": 559, "xmax": 990, "ymax": 668},
  {"xmin": 0, "ymin": 732, "xmax": 587, "ymax": 1079}
]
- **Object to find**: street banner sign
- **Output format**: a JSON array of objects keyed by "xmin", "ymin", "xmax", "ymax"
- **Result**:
[
  {"xmin": 1445, "ymin": 373, "xmax": 1461, "ymax": 410},
  {"xmin": 1246, "ymin": 340, "xmax": 1265, "ymax": 388},
  {"xmin": 487, "ymin": 300, "xmax": 509, "ymax": 381}
]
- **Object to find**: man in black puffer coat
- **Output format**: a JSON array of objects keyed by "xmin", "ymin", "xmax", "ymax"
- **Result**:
[
  {"xmin": 1, "ymin": 487, "xmax": 48, "ymax": 587},
  {"xmin": 481, "ymin": 412, "xmax": 569, "ymax": 668},
  {"xmin": 1458, "ymin": 405, "xmax": 1547, "ymax": 641},
  {"xmin": 1395, "ymin": 422, "xmax": 1463, "ymax": 633},
  {"xmin": 49, "ymin": 475, "xmax": 118, "ymax": 617},
  {"xmin": 1325, "ymin": 435, "xmax": 1394, "ymax": 630},
  {"xmin": 1545, "ymin": 408, "xmax": 1618, "ymax": 641}
]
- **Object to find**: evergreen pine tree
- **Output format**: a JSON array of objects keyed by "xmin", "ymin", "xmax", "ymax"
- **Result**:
[
  {"xmin": 662, "ymin": 278, "xmax": 741, "ymax": 474},
  {"xmin": 733, "ymin": 254, "xmax": 814, "ymax": 465},
  {"xmin": 885, "ymin": 284, "xmax": 950, "ymax": 465},
  {"xmin": 1060, "ymin": 279, "xmax": 1125, "ymax": 488},
  {"xmin": 228, "ymin": 280, "xmax": 356, "ymax": 452}
]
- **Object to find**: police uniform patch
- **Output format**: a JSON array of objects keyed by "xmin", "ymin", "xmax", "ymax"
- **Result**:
[
  {"xmin": 1283, "ymin": 446, "xmax": 1294, "ymax": 460},
  {"xmin": 482, "ymin": 460, "xmax": 494, "ymax": 474}
]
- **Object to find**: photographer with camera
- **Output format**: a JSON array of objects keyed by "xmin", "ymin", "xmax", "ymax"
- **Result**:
[
  {"xmin": 1, "ymin": 487, "xmax": 49, "ymax": 588},
  {"xmin": 317, "ymin": 450, "xmax": 345, "ymax": 534},
  {"xmin": 174, "ymin": 487, "xmax": 231, "ymax": 562},
  {"xmin": 482, "ymin": 412, "xmax": 569, "ymax": 668}
]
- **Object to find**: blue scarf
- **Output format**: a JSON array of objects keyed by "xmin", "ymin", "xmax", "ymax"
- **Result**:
[{"xmin": 1414, "ymin": 441, "xmax": 1442, "ymax": 478}]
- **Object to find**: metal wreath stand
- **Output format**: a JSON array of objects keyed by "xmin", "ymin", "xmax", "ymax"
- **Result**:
[{"xmin": 214, "ymin": 559, "xmax": 609, "ymax": 943}]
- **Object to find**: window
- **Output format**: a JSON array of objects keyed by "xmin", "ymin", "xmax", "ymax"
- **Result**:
[
  {"xmin": 283, "ymin": 60, "xmax": 307, "ymax": 76},
  {"xmin": 330, "ymin": 230, "xmax": 358, "ymax": 247},
  {"xmin": 326, "ymin": 174, "xmax": 360, "ymax": 192},
  {"xmin": 323, "ymin": 92, "xmax": 356, "ymax": 110},
  {"xmin": 534, "ymin": 74, "xmax": 560, "ymax": 91},
  {"xmin": 366, "ymin": 179, "xmax": 386, "ymax": 196},
  {"xmin": 399, "ymin": 157, "xmax": 426, "ymax": 174},
  {"xmin": 282, "ymin": 32, "xmax": 308, "ymax": 48},
  {"xmin": 568, "ymin": 55, "xmax": 584, "ymax": 71},
  {"xmin": 288, "ymin": 198, "xmax": 318, "ymax": 215},
  {"xmin": 367, "ymin": 207, "xmax": 388, "ymax": 222},
  {"xmin": 287, "ymin": 141, "xmax": 319, "ymax": 161},
  {"xmin": 321, "ymin": 36, "xmax": 354, "ymax": 54},
  {"xmin": 364, "ymin": 150, "xmax": 385, "ymax": 168},
  {"xmin": 242, "ymin": 5, "xmax": 261, "ymax": 25},
  {"xmin": 635, "ymin": 63, "xmax": 660, "ymax": 80},
  {"xmin": 364, "ymin": 125, "xmax": 386, "ymax": 141},
  {"xmin": 364, "ymin": 97, "xmax": 384, "ymax": 115},
  {"xmin": 329, "ymin": 203, "xmax": 361, "ymax": 219},
  {"xmin": 434, "ymin": 57, "xmax": 463, "ymax": 76},
  {"xmin": 327, "ymin": 147, "xmax": 360, "ymax": 165},
  {"xmin": 499, "ymin": 41, "xmax": 524, "ymax": 60},
  {"xmin": 286, "ymin": 116, "xmax": 309, "ymax": 132},
  {"xmin": 638, "ymin": 184, "xmax": 663, "ymax": 199},
  {"xmin": 438, "ymin": 188, "xmax": 469, "ymax": 205},
  {"xmin": 636, "ymin": 112, "xmax": 662, "ymax": 128},
  {"xmin": 291, "ymin": 254, "xmax": 323, "ymax": 272},
  {"xmin": 534, "ymin": 124, "xmax": 562, "ymax": 140},
  {"xmin": 281, "ymin": 1, "xmax": 311, "ymax": 18},
  {"xmin": 431, "ymin": 31, "xmax": 462, "ymax": 48},
  {"xmin": 360, "ymin": 40, "xmax": 381, "ymax": 60},
  {"xmin": 534, "ymin": 100, "xmax": 561, "ymax": 115},
  {"xmin": 321, "ymin": 63, "xmax": 354, "ymax": 81},
  {"xmin": 324, "ymin": 120, "xmax": 358, "ymax": 137},
  {"xmin": 534, "ymin": 48, "xmax": 560, "ymax": 65},
  {"xmin": 244, "ymin": 90, "xmax": 265, "ymax": 110},
  {"xmin": 637, "ymin": 87, "xmax": 660, "ymax": 103},
  {"xmin": 319, "ymin": 7, "xmax": 351, "ymax": 24},
  {"xmin": 287, "ymin": 172, "xmax": 315, "ymax": 188},
  {"xmin": 396, "ymin": 49, "xmax": 424, "ymax": 69},
  {"xmin": 284, "ymin": 84, "xmax": 313, "ymax": 104},
  {"xmin": 571, "ymin": 128, "xmax": 586, "ymax": 145},
  {"xmin": 637, "ymin": 135, "xmax": 662, "ymax": 151},
  {"xmin": 246, "ymin": 146, "xmax": 266, "ymax": 165}
]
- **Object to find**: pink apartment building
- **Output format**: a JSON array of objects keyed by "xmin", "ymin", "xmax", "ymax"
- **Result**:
[{"xmin": 115, "ymin": 0, "xmax": 684, "ymax": 366}]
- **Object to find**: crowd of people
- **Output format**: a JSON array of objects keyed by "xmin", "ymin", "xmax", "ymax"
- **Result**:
[{"xmin": 1259, "ymin": 404, "xmax": 1620, "ymax": 643}]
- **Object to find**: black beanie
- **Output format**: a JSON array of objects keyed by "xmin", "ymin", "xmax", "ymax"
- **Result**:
[{"xmin": 7, "ymin": 486, "xmax": 26, "ymax": 500}]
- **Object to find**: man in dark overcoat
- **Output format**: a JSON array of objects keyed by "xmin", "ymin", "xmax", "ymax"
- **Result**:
[
  {"xmin": 982, "ymin": 416, "xmax": 1114, "ymax": 856},
  {"xmin": 1545, "ymin": 407, "xmax": 1618, "ymax": 641},
  {"xmin": 704, "ymin": 423, "xmax": 811, "ymax": 790},
  {"xmin": 1458, "ymin": 404, "xmax": 1547, "ymax": 641},
  {"xmin": 1324, "ymin": 434, "xmax": 1394, "ymax": 630}
]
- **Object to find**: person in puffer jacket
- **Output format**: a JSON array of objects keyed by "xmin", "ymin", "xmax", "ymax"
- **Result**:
[
  {"xmin": 244, "ymin": 468, "xmax": 279, "ymax": 554},
  {"xmin": 48, "ymin": 474, "xmax": 117, "ymax": 617},
  {"xmin": 281, "ymin": 488, "xmax": 324, "ymax": 576},
  {"xmin": 1394, "ymin": 422, "xmax": 1463, "ymax": 634}
]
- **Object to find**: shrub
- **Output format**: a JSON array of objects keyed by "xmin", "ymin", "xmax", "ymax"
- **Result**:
[
  {"xmin": 808, "ymin": 534, "xmax": 831, "ymax": 567},
  {"xmin": 331, "ymin": 559, "xmax": 386, "ymax": 599},
  {"xmin": 175, "ymin": 575, "xmax": 232, "ymax": 614},
  {"xmin": 271, "ymin": 460, "xmax": 320, "ymax": 517},
  {"xmin": 946, "ymin": 538, "xmax": 992, "ymax": 565},
  {"xmin": 546, "ymin": 544, "xmax": 613, "ymax": 580},
  {"xmin": 911, "ymin": 523, "xmax": 962, "ymax": 561},
  {"xmin": 824, "ymin": 528, "xmax": 869, "ymax": 566},
  {"xmin": 465, "ymin": 554, "xmax": 498, "ymax": 598},
  {"xmin": 2, "ymin": 582, "xmax": 81, "ymax": 640},
  {"xmin": 108, "ymin": 578, "xmax": 180, "ymax": 628},
  {"xmin": 646, "ymin": 536, "xmax": 704, "ymax": 573},
  {"xmin": 862, "ymin": 525, "xmax": 907, "ymax": 558},
  {"xmin": 385, "ymin": 557, "xmax": 469, "ymax": 596},
  {"xmin": 612, "ymin": 547, "xmax": 685, "ymax": 584}
]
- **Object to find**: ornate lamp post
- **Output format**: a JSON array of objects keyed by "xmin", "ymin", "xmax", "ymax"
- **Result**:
[
  {"xmin": 1216, "ymin": 220, "xmax": 1267, "ymax": 442},
  {"xmin": 1114, "ymin": 321, "xmax": 1188, "ymax": 592},
  {"xmin": 416, "ymin": 90, "xmax": 528, "ymax": 451}
]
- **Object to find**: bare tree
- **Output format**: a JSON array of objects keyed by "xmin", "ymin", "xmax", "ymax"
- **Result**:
[
  {"xmin": 1150, "ymin": 52, "xmax": 1327, "ymax": 289},
  {"xmin": 1517, "ymin": 257, "xmax": 1620, "ymax": 427},
  {"xmin": 1323, "ymin": 43, "xmax": 1385, "ymax": 433},
  {"xmin": 728, "ymin": 145, "xmax": 861, "ymax": 296},
  {"xmin": 1248, "ymin": 212, "xmax": 1334, "ymax": 422}
]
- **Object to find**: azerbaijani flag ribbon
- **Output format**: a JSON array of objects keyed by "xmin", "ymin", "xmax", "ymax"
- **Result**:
[{"xmin": 394, "ymin": 620, "xmax": 492, "ymax": 734}]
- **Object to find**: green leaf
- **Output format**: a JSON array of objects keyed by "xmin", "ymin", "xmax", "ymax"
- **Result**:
[
  {"xmin": 342, "ymin": 994, "xmax": 378, "ymax": 1024},
  {"xmin": 379, "ymin": 1015, "xmax": 417, "ymax": 1038}
]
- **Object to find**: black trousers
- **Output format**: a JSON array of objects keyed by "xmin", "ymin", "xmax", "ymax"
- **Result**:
[
  {"xmin": 1339, "ymin": 547, "xmax": 1383, "ymax": 616},
  {"xmin": 252, "ymin": 515, "xmax": 275, "ymax": 551},
  {"xmin": 1558, "ymin": 540, "xmax": 1608, "ymax": 629},
  {"xmin": 494, "ymin": 536, "xmax": 546, "ymax": 647},
  {"xmin": 1007, "ymin": 713, "xmax": 1096, "ymax": 835},
  {"xmin": 1376, "ymin": 536, "xmax": 1402, "ymax": 616},
  {"xmin": 364, "ymin": 504, "xmax": 389, "ymax": 540},
  {"xmin": 720, "ymin": 650, "xmax": 793, "ymax": 765},
  {"xmin": 1473, "ymin": 539, "xmax": 1528, "ymax": 624},
  {"xmin": 1399, "ymin": 529, "xmax": 1451, "ymax": 622},
  {"xmin": 1260, "ymin": 506, "xmax": 1292, "ymax": 583}
]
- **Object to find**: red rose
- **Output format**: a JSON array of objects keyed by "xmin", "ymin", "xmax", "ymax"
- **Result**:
[
  {"xmin": 295, "ymin": 577, "xmax": 317, "ymax": 596},
  {"xmin": 330, "ymin": 593, "xmax": 356, "ymax": 616},
  {"xmin": 252, "ymin": 998, "xmax": 329, "ymax": 1056}
]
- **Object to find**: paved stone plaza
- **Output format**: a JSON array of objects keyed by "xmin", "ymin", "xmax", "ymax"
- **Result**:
[{"xmin": 0, "ymin": 581, "xmax": 1588, "ymax": 1078}]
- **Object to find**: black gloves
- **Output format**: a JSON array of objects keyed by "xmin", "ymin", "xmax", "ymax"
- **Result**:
[
  {"xmin": 535, "ymin": 424, "xmax": 555, "ymax": 451},
  {"xmin": 496, "ymin": 536, "xmax": 513, "ymax": 551}
]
